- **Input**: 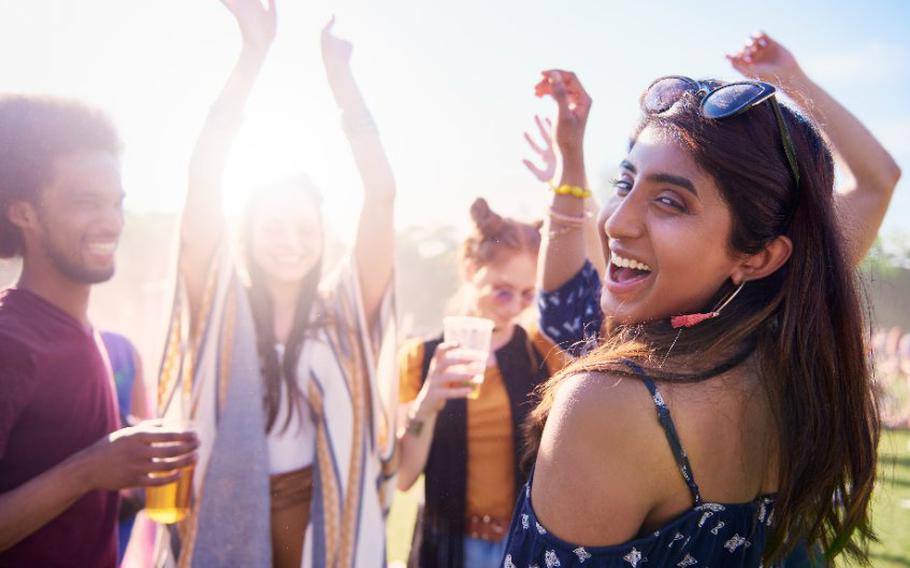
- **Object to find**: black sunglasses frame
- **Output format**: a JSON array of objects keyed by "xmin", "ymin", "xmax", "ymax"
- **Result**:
[{"xmin": 643, "ymin": 76, "xmax": 801, "ymax": 189}]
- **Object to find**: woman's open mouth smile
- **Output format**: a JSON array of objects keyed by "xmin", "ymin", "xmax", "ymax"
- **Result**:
[{"xmin": 605, "ymin": 253, "xmax": 654, "ymax": 296}]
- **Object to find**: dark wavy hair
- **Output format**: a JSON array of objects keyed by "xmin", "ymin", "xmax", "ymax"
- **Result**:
[
  {"xmin": 238, "ymin": 177, "xmax": 323, "ymax": 434},
  {"xmin": 523, "ymin": 82, "xmax": 879, "ymax": 564},
  {"xmin": 0, "ymin": 95, "xmax": 121, "ymax": 258}
]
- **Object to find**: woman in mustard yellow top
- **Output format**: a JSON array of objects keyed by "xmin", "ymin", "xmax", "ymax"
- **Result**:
[{"xmin": 397, "ymin": 198, "xmax": 566, "ymax": 568}]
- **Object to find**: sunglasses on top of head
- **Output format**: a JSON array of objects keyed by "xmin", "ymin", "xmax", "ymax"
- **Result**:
[{"xmin": 641, "ymin": 76, "xmax": 800, "ymax": 190}]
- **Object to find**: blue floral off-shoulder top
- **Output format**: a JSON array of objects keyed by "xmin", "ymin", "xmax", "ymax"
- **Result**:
[{"xmin": 501, "ymin": 361, "xmax": 778, "ymax": 567}]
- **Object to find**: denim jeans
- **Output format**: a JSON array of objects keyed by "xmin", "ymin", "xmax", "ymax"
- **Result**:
[{"xmin": 463, "ymin": 536, "xmax": 507, "ymax": 568}]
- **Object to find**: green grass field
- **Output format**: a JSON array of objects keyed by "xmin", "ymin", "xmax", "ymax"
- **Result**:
[
  {"xmin": 871, "ymin": 430, "xmax": 910, "ymax": 567},
  {"xmin": 387, "ymin": 430, "xmax": 910, "ymax": 566},
  {"xmin": 387, "ymin": 477, "xmax": 422, "ymax": 566}
]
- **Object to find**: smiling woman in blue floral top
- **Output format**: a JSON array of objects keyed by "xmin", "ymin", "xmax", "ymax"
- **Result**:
[{"xmin": 504, "ymin": 32, "xmax": 898, "ymax": 568}]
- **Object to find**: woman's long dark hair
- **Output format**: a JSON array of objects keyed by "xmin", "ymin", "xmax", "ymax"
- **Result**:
[
  {"xmin": 239, "ymin": 179, "xmax": 323, "ymax": 434},
  {"xmin": 523, "ymin": 84, "xmax": 879, "ymax": 564}
]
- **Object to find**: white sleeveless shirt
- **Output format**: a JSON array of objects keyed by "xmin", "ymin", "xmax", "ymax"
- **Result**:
[{"xmin": 265, "ymin": 343, "xmax": 316, "ymax": 474}]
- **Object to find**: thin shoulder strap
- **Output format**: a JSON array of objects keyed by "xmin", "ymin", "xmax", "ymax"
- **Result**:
[{"xmin": 623, "ymin": 360, "xmax": 703, "ymax": 505}]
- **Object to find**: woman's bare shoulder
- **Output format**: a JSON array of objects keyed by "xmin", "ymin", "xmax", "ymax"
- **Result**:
[{"xmin": 531, "ymin": 371, "xmax": 678, "ymax": 546}]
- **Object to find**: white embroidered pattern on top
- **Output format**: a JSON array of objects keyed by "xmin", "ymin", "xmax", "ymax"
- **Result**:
[
  {"xmin": 758, "ymin": 500, "xmax": 768, "ymax": 522},
  {"xmin": 573, "ymin": 547, "xmax": 592, "ymax": 562},
  {"xmin": 697, "ymin": 511, "xmax": 713, "ymax": 528},
  {"xmin": 725, "ymin": 534, "xmax": 747, "ymax": 553},
  {"xmin": 677, "ymin": 554, "xmax": 698, "ymax": 567},
  {"xmin": 623, "ymin": 547, "xmax": 643, "ymax": 567}
]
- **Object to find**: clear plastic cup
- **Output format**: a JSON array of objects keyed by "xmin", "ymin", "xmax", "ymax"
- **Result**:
[
  {"xmin": 142, "ymin": 419, "xmax": 195, "ymax": 524},
  {"xmin": 443, "ymin": 316, "xmax": 495, "ymax": 399}
]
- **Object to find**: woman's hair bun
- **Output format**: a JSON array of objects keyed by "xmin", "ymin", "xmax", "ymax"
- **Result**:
[
  {"xmin": 461, "ymin": 197, "xmax": 541, "ymax": 270},
  {"xmin": 470, "ymin": 197, "xmax": 505, "ymax": 238}
]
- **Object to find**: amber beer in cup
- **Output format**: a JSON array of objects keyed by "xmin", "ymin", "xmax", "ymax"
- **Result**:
[
  {"xmin": 144, "ymin": 422, "xmax": 194, "ymax": 524},
  {"xmin": 443, "ymin": 316, "xmax": 495, "ymax": 399}
]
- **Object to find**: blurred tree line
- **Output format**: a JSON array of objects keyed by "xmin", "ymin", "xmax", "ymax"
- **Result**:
[
  {"xmin": 1, "ymin": 212, "xmax": 907, "ymax": 374},
  {"xmin": 0, "ymin": 211, "xmax": 463, "ymax": 368},
  {"xmin": 862, "ymin": 233, "xmax": 910, "ymax": 331}
]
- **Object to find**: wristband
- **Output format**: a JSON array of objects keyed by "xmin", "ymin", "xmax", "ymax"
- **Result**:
[
  {"xmin": 547, "ymin": 224, "xmax": 582, "ymax": 239},
  {"xmin": 404, "ymin": 408, "xmax": 425, "ymax": 436},
  {"xmin": 548, "ymin": 207, "xmax": 590, "ymax": 226},
  {"xmin": 341, "ymin": 109, "xmax": 377, "ymax": 137},
  {"xmin": 551, "ymin": 184, "xmax": 593, "ymax": 199}
]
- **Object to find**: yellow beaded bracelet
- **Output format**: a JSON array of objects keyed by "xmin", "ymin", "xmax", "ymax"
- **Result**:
[{"xmin": 550, "ymin": 184, "xmax": 593, "ymax": 199}]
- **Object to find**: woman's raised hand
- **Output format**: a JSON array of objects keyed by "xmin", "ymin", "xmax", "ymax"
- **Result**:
[
  {"xmin": 533, "ymin": 70, "xmax": 592, "ymax": 291},
  {"xmin": 181, "ymin": 1, "xmax": 275, "ymax": 318},
  {"xmin": 523, "ymin": 115, "xmax": 557, "ymax": 183},
  {"xmin": 727, "ymin": 32, "xmax": 802, "ymax": 85},
  {"xmin": 320, "ymin": 16, "xmax": 360, "ymax": 109},
  {"xmin": 534, "ymin": 70, "xmax": 592, "ymax": 158},
  {"xmin": 321, "ymin": 16, "xmax": 353, "ymax": 72},
  {"xmin": 220, "ymin": 0, "xmax": 277, "ymax": 51}
]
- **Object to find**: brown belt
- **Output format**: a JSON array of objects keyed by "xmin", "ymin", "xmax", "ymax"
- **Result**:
[
  {"xmin": 270, "ymin": 466, "xmax": 314, "ymax": 568},
  {"xmin": 464, "ymin": 514, "xmax": 509, "ymax": 542}
]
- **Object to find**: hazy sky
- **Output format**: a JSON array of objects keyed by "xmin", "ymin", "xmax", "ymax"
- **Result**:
[{"xmin": 2, "ymin": 0, "xmax": 908, "ymax": 244}]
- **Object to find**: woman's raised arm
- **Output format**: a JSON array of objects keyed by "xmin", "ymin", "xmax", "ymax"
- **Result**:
[
  {"xmin": 728, "ymin": 32, "xmax": 901, "ymax": 268},
  {"xmin": 321, "ymin": 18, "xmax": 396, "ymax": 328},
  {"xmin": 180, "ymin": 0, "xmax": 276, "ymax": 315}
]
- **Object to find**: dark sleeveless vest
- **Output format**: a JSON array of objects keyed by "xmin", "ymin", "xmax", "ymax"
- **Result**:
[{"xmin": 408, "ymin": 325, "xmax": 551, "ymax": 568}]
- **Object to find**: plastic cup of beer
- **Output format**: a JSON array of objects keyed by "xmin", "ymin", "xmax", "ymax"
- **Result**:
[
  {"xmin": 443, "ymin": 316, "xmax": 495, "ymax": 399},
  {"xmin": 144, "ymin": 420, "xmax": 195, "ymax": 525}
]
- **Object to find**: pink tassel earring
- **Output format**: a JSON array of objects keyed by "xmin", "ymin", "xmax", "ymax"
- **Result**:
[{"xmin": 670, "ymin": 281, "xmax": 746, "ymax": 329}]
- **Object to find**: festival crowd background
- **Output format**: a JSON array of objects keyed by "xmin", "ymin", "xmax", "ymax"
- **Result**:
[{"xmin": 1, "ymin": 0, "xmax": 909, "ymax": 566}]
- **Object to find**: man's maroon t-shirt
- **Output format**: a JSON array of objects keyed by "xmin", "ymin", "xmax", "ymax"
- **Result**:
[{"xmin": 0, "ymin": 288, "xmax": 120, "ymax": 568}]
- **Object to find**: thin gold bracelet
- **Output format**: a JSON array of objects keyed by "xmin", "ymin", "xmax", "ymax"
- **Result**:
[
  {"xmin": 548, "ymin": 207, "xmax": 590, "ymax": 225},
  {"xmin": 547, "ymin": 224, "xmax": 582, "ymax": 239}
]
